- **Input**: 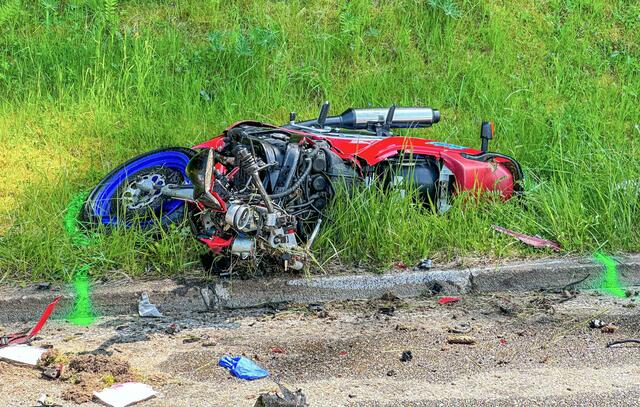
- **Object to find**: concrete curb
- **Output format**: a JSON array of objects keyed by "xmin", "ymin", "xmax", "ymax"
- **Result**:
[{"xmin": 1, "ymin": 254, "xmax": 639, "ymax": 323}]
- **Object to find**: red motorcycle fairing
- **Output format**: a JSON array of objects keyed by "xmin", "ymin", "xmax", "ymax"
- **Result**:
[
  {"xmin": 193, "ymin": 121, "xmax": 517, "ymax": 199},
  {"xmin": 314, "ymin": 134, "xmax": 516, "ymax": 198}
]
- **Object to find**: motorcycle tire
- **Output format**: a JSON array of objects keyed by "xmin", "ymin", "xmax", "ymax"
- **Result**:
[{"xmin": 81, "ymin": 147, "xmax": 196, "ymax": 229}]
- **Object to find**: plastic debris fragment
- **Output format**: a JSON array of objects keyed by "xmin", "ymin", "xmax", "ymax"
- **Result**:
[
  {"xmin": 0, "ymin": 344, "xmax": 47, "ymax": 366},
  {"xmin": 219, "ymin": 356, "xmax": 269, "ymax": 380},
  {"xmin": 2, "ymin": 296, "xmax": 61, "ymax": 348},
  {"xmin": 138, "ymin": 292, "xmax": 163, "ymax": 318},
  {"xmin": 492, "ymin": 225, "xmax": 561, "ymax": 252},
  {"xmin": 93, "ymin": 382, "xmax": 157, "ymax": 407},
  {"xmin": 438, "ymin": 297, "xmax": 461, "ymax": 305}
]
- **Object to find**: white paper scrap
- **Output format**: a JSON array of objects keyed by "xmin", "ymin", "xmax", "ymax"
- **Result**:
[
  {"xmin": 0, "ymin": 344, "xmax": 46, "ymax": 366},
  {"xmin": 93, "ymin": 382, "xmax": 157, "ymax": 407}
]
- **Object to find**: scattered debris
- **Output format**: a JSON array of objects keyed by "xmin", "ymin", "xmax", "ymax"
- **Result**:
[
  {"xmin": 0, "ymin": 344, "xmax": 47, "ymax": 365},
  {"xmin": 36, "ymin": 282, "xmax": 52, "ymax": 290},
  {"xmin": 201, "ymin": 340, "xmax": 217, "ymax": 347},
  {"xmin": 438, "ymin": 297, "xmax": 461, "ymax": 305},
  {"xmin": 182, "ymin": 335, "xmax": 201, "ymax": 344},
  {"xmin": 138, "ymin": 292, "xmax": 163, "ymax": 318},
  {"xmin": 1, "ymin": 296, "xmax": 61, "ymax": 348},
  {"xmin": 36, "ymin": 394, "xmax": 62, "ymax": 407},
  {"xmin": 589, "ymin": 319, "xmax": 607, "ymax": 329},
  {"xmin": 601, "ymin": 324, "xmax": 619, "ymax": 334},
  {"xmin": 41, "ymin": 363, "xmax": 63, "ymax": 379},
  {"xmin": 386, "ymin": 370, "xmax": 396, "ymax": 377},
  {"xmin": 316, "ymin": 309, "xmax": 330, "ymax": 318},
  {"xmin": 448, "ymin": 323, "xmax": 472, "ymax": 334},
  {"xmin": 339, "ymin": 351, "xmax": 348, "ymax": 357},
  {"xmin": 400, "ymin": 350, "xmax": 413, "ymax": 362},
  {"xmin": 380, "ymin": 292, "xmax": 400, "ymax": 302},
  {"xmin": 307, "ymin": 303, "xmax": 331, "ymax": 318},
  {"xmin": 424, "ymin": 281, "xmax": 444, "ymax": 295},
  {"xmin": 39, "ymin": 349, "xmax": 138, "ymax": 404},
  {"xmin": 219, "ymin": 356, "xmax": 269, "ymax": 380},
  {"xmin": 492, "ymin": 225, "xmax": 561, "ymax": 252},
  {"xmin": 497, "ymin": 300, "xmax": 520, "ymax": 316},
  {"xmin": 607, "ymin": 339, "xmax": 640, "ymax": 348},
  {"xmin": 378, "ymin": 306, "xmax": 396, "ymax": 316},
  {"xmin": 447, "ymin": 335, "xmax": 477, "ymax": 345},
  {"xmin": 94, "ymin": 382, "xmax": 157, "ymax": 407},
  {"xmin": 307, "ymin": 303, "xmax": 324, "ymax": 313},
  {"xmin": 165, "ymin": 323, "xmax": 180, "ymax": 335},
  {"xmin": 416, "ymin": 258, "xmax": 433, "ymax": 270},
  {"xmin": 271, "ymin": 347, "xmax": 285, "ymax": 354},
  {"xmin": 254, "ymin": 383, "xmax": 308, "ymax": 407}
]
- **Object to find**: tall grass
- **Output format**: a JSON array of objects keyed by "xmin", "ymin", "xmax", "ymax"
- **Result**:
[{"xmin": 0, "ymin": 0, "xmax": 638, "ymax": 281}]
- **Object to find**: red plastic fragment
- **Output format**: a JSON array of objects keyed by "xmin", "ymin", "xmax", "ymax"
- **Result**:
[
  {"xmin": 492, "ymin": 225, "xmax": 561, "ymax": 252},
  {"xmin": 271, "ymin": 347, "xmax": 285, "ymax": 354},
  {"xmin": 1, "ymin": 296, "xmax": 61, "ymax": 348},
  {"xmin": 438, "ymin": 297, "xmax": 461, "ymax": 305},
  {"xmin": 339, "ymin": 351, "xmax": 348, "ymax": 357},
  {"xmin": 29, "ymin": 295, "xmax": 62, "ymax": 337},
  {"xmin": 199, "ymin": 235, "xmax": 233, "ymax": 253}
]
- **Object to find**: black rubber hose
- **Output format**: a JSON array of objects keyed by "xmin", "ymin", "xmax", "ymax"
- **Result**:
[{"xmin": 269, "ymin": 145, "xmax": 319, "ymax": 199}]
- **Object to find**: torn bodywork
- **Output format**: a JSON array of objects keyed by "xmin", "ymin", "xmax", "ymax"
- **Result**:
[{"xmin": 82, "ymin": 103, "xmax": 523, "ymax": 271}]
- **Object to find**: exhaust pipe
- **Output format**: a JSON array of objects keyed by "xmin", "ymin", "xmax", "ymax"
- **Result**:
[
  {"xmin": 334, "ymin": 107, "xmax": 440, "ymax": 129},
  {"xmin": 294, "ymin": 106, "xmax": 440, "ymax": 130}
]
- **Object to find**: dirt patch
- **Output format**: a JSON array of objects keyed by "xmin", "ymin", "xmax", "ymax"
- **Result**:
[
  {"xmin": 68, "ymin": 354, "xmax": 131, "ymax": 377},
  {"xmin": 38, "ymin": 350, "xmax": 139, "ymax": 404}
]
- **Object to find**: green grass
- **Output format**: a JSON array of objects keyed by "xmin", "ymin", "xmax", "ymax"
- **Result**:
[{"xmin": 0, "ymin": 0, "xmax": 638, "ymax": 281}]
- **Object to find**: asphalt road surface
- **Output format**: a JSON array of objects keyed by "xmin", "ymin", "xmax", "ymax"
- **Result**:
[{"xmin": 1, "ymin": 290, "xmax": 639, "ymax": 406}]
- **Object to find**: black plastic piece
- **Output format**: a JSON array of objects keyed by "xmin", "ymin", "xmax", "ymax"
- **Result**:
[
  {"xmin": 317, "ymin": 102, "xmax": 330, "ymax": 128},
  {"xmin": 480, "ymin": 121, "xmax": 493, "ymax": 153}
]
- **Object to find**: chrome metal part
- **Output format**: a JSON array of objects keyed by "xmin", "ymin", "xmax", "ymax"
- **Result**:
[
  {"xmin": 437, "ymin": 164, "xmax": 453, "ymax": 214},
  {"xmin": 124, "ymin": 173, "xmax": 166, "ymax": 209},
  {"xmin": 231, "ymin": 237, "xmax": 255, "ymax": 259},
  {"xmin": 351, "ymin": 107, "xmax": 439, "ymax": 128}
]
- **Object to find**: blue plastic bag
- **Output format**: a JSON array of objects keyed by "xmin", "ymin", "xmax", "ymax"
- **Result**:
[{"xmin": 218, "ymin": 356, "xmax": 269, "ymax": 380}]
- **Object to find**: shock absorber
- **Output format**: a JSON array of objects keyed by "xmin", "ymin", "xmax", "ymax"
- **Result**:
[{"xmin": 233, "ymin": 145, "xmax": 275, "ymax": 213}]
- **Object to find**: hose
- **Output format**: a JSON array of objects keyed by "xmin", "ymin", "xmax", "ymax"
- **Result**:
[{"xmin": 269, "ymin": 145, "xmax": 319, "ymax": 199}]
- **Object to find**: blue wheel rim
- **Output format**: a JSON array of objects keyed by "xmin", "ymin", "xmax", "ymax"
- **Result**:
[{"xmin": 92, "ymin": 150, "xmax": 192, "ymax": 227}]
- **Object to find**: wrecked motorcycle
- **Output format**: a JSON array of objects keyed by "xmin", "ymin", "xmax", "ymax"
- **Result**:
[{"xmin": 82, "ymin": 103, "xmax": 523, "ymax": 270}]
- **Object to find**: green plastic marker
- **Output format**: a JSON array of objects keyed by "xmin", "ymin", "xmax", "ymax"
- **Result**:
[
  {"xmin": 66, "ymin": 266, "xmax": 97, "ymax": 326},
  {"xmin": 594, "ymin": 252, "xmax": 625, "ymax": 298},
  {"xmin": 63, "ymin": 191, "xmax": 91, "ymax": 246},
  {"xmin": 63, "ymin": 192, "xmax": 98, "ymax": 325}
]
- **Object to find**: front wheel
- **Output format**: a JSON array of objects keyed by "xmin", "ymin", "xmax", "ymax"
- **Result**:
[{"xmin": 82, "ymin": 147, "xmax": 196, "ymax": 228}]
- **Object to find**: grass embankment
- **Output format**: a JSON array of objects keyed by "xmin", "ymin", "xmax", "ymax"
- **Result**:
[{"xmin": 0, "ymin": 0, "xmax": 638, "ymax": 282}]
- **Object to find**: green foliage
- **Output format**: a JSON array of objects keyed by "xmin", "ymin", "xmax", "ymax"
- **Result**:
[
  {"xmin": 0, "ymin": 0, "xmax": 638, "ymax": 280},
  {"xmin": 99, "ymin": 0, "xmax": 119, "ymax": 32},
  {"xmin": 0, "ymin": 0, "xmax": 21, "ymax": 26}
]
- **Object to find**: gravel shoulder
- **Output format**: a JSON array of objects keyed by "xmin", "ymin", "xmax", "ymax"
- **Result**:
[{"xmin": 1, "ymin": 291, "xmax": 640, "ymax": 406}]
